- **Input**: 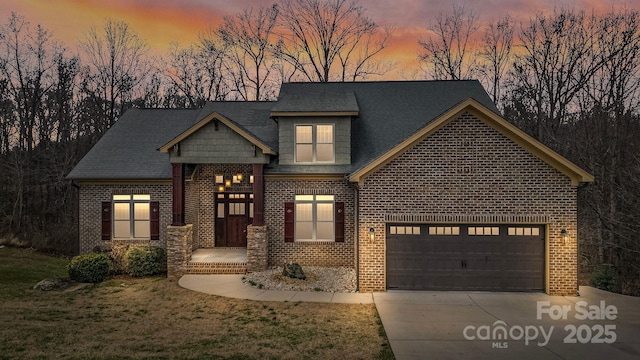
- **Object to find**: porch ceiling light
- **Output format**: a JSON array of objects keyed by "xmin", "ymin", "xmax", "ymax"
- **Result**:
[
  {"xmin": 236, "ymin": 173, "xmax": 243, "ymax": 182},
  {"xmin": 218, "ymin": 185, "xmax": 225, "ymax": 192},
  {"xmin": 225, "ymin": 179, "xmax": 232, "ymax": 188}
]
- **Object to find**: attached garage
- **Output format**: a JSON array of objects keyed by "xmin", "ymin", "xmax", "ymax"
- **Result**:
[{"xmin": 386, "ymin": 224, "xmax": 545, "ymax": 291}]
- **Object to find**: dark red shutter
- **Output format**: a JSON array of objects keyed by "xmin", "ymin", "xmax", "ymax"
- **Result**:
[
  {"xmin": 284, "ymin": 202, "xmax": 294, "ymax": 243},
  {"xmin": 101, "ymin": 202, "xmax": 111, "ymax": 240},
  {"xmin": 335, "ymin": 202, "xmax": 345, "ymax": 242},
  {"xmin": 150, "ymin": 201, "xmax": 160, "ymax": 240}
]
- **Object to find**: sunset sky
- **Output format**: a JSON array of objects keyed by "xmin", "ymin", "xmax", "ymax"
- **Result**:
[{"xmin": 1, "ymin": 0, "xmax": 639, "ymax": 79}]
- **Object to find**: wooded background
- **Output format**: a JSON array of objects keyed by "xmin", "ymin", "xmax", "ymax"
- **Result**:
[{"xmin": 0, "ymin": 1, "xmax": 638, "ymax": 294}]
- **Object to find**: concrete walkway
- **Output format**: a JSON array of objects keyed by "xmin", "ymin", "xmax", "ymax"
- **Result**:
[{"xmin": 179, "ymin": 274, "xmax": 374, "ymax": 304}]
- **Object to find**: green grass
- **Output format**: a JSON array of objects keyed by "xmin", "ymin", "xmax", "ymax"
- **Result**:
[
  {"xmin": 0, "ymin": 246, "xmax": 69, "ymax": 298},
  {"xmin": 0, "ymin": 247, "xmax": 395, "ymax": 359}
]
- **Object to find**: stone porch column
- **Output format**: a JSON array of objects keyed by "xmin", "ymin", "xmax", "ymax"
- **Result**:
[
  {"xmin": 166, "ymin": 224, "xmax": 193, "ymax": 277},
  {"xmin": 247, "ymin": 225, "xmax": 267, "ymax": 272},
  {"xmin": 252, "ymin": 163, "xmax": 264, "ymax": 226}
]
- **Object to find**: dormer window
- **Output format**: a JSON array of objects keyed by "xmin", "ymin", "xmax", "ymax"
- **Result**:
[{"xmin": 295, "ymin": 124, "xmax": 334, "ymax": 163}]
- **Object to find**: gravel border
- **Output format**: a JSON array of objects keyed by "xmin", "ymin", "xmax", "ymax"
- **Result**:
[{"xmin": 243, "ymin": 266, "xmax": 356, "ymax": 293}]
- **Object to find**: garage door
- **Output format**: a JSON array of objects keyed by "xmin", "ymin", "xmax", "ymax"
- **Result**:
[{"xmin": 386, "ymin": 224, "xmax": 545, "ymax": 291}]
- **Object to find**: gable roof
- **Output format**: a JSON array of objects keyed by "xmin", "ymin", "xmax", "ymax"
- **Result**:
[
  {"xmin": 348, "ymin": 98, "xmax": 595, "ymax": 186},
  {"xmin": 266, "ymin": 80, "xmax": 501, "ymax": 175},
  {"xmin": 159, "ymin": 102, "xmax": 278, "ymax": 155},
  {"xmin": 66, "ymin": 108, "xmax": 200, "ymax": 180}
]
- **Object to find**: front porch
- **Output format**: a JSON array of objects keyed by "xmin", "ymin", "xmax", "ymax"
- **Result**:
[{"xmin": 185, "ymin": 248, "xmax": 248, "ymax": 274}]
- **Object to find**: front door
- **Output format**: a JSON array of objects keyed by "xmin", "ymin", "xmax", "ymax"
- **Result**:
[{"xmin": 215, "ymin": 193, "xmax": 253, "ymax": 247}]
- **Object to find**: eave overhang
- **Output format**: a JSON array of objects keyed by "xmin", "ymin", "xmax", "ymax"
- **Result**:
[
  {"xmin": 159, "ymin": 112, "xmax": 277, "ymax": 155},
  {"xmin": 348, "ymin": 98, "xmax": 595, "ymax": 187}
]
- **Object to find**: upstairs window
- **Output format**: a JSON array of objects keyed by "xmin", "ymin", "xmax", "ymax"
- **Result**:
[{"xmin": 295, "ymin": 124, "xmax": 334, "ymax": 163}]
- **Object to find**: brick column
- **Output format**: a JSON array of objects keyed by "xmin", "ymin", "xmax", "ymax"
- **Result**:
[
  {"xmin": 247, "ymin": 225, "xmax": 267, "ymax": 272},
  {"xmin": 166, "ymin": 224, "xmax": 193, "ymax": 277}
]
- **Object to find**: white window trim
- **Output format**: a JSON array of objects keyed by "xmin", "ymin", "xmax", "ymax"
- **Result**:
[
  {"xmin": 112, "ymin": 194, "xmax": 151, "ymax": 240},
  {"xmin": 294, "ymin": 124, "xmax": 335, "ymax": 164},
  {"xmin": 295, "ymin": 194, "xmax": 335, "ymax": 242}
]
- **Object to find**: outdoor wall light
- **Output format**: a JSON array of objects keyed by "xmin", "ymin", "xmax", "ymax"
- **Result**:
[
  {"xmin": 369, "ymin": 227, "xmax": 375, "ymax": 242},
  {"xmin": 236, "ymin": 173, "xmax": 243, "ymax": 182},
  {"xmin": 561, "ymin": 229, "xmax": 569, "ymax": 245},
  {"xmin": 217, "ymin": 185, "xmax": 225, "ymax": 192},
  {"xmin": 225, "ymin": 179, "xmax": 232, "ymax": 188}
]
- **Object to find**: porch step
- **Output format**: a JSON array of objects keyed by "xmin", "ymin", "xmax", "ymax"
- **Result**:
[
  {"xmin": 185, "ymin": 261, "xmax": 247, "ymax": 274},
  {"xmin": 185, "ymin": 248, "xmax": 248, "ymax": 274}
]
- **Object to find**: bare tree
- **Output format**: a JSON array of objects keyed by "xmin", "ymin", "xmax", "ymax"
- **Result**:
[
  {"xmin": 479, "ymin": 15, "xmax": 514, "ymax": 106},
  {"xmin": 79, "ymin": 19, "xmax": 149, "ymax": 130},
  {"xmin": 164, "ymin": 31, "xmax": 231, "ymax": 107},
  {"xmin": 418, "ymin": 4, "xmax": 479, "ymax": 80},
  {"xmin": 508, "ymin": 9, "xmax": 606, "ymax": 144},
  {"xmin": 218, "ymin": 4, "xmax": 280, "ymax": 100},
  {"xmin": 276, "ymin": 0, "xmax": 391, "ymax": 82}
]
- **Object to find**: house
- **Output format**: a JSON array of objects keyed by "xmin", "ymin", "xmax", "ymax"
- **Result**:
[{"xmin": 67, "ymin": 81, "xmax": 594, "ymax": 295}]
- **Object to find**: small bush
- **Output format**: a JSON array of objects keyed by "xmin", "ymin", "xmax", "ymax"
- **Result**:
[
  {"xmin": 67, "ymin": 253, "xmax": 110, "ymax": 283},
  {"xmin": 124, "ymin": 246, "xmax": 166, "ymax": 277},
  {"xmin": 590, "ymin": 265, "xmax": 619, "ymax": 293}
]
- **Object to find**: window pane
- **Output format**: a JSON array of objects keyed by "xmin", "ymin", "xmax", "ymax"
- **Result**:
[
  {"xmin": 113, "ymin": 203, "xmax": 130, "ymax": 220},
  {"xmin": 524, "ymin": 228, "xmax": 532, "ymax": 236},
  {"xmin": 296, "ymin": 125, "xmax": 313, "ymax": 143},
  {"xmin": 296, "ymin": 203, "xmax": 312, "ymax": 221},
  {"xmin": 114, "ymin": 221, "xmax": 130, "ymax": 238},
  {"xmin": 238, "ymin": 203, "xmax": 245, "ymax": 215},
  {"xmin": 295, "ymin": 195, "xmax": 314, "ymax": 201},
  {"xmin": 113, "ymin": 195, "xmax": 130, "ymax": 201},
  {"xmin": 296, "ymin": 222, "xmax": 313, "ymax": 240},
  {"xmin": 296, "ymin": 144, "xmax": 313, "ymax": 162},
  {"xmin": 134, "ymin": 203, "xmax": 149, "ymax": 220},
  {"xmin": 132, "ymin": 194, "xmax": 150, "ymax": 200},
  {"xmin": 532, "ymin": 228, "xmax": 540, "ymax": 236},
  {"xmin": 316, "ymin": 125, "xmax": 333, "ymax": 143},
  {"xmin": 492, "ymin": 227, "xmax": 500, "ymax": 235},
  {"xmin": 317, "ymin": 222, "xmax": 333, "ymax": 240},
  {"xmin": 508, "ymin": 227, "xmax": 515, "ymax": 235},
  {"xmin": 217, "ymin": 203, "xmax": 225, "ymax": 218},
  {"xmin": 134, "ymin": 220, "xmax": 150, "ymax": 238},
  {"xmin": 317, "ymin": 203, "xmax": 334, "ymax": 221},
  {"xmin": 316, "ymin": 143, "xmax": 334, "ymax": 162},
  {"xmin": 249, "ymin": 203, "xmax": 254, "ymax": 218},
  {"xmin": 414, "ymin": 227, "xmax": 421, "ymax": 235},
  {"xmin": 390, "ymin": 226, "xmax": 397, "ymax": 235},
  {"xmin": 316, "ymin": 195, "xmax": 334, "ymax": 201},
  {"xmin": 452, "ymin": 227, "xmax": 459, "ymax": 235}
]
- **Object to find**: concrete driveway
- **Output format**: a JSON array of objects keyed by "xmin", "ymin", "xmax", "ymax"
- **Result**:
[{"xmin": 374, "ymin": 286, "xmax": 640, "ymax": 360}]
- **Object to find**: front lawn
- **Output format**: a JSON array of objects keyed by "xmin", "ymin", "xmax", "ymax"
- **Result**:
[{"xmin": 0, "ymin": 247, "xmax": 393, "ymax": 360}]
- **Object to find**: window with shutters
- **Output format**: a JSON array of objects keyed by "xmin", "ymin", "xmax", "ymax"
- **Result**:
[
  {"xmin": 295, "ymin": 195, "xmax": 334, "ymax": 241},
  {"xmin": 295, "ymin": 124, "xmax": 334, "ymax": 163},
  {"xmin": 110, "ymin": 195, "xmax": 157, "ymax": 240}
]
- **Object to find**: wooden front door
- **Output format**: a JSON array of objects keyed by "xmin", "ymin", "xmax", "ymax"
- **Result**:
[{"xmin": 215, "ymin": 193, "xmax": 253, "ymax": 247}]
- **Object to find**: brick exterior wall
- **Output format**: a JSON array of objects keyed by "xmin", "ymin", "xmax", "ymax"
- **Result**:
[
  {"xmin": 264, "ymin": 178, "xmax": 355, "ymax": 267},
  {"xmin": 357, "ymin": 111, "xmax": 578, "ymax": 295},
  {"xmin": 78, "ymin": 183, "xmax": 172, "ymax": 254}
]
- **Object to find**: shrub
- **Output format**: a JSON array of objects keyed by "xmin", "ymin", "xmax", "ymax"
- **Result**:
[
  {"xmin": 590, "ymin": 265, "xmax": 619, "ymax": 293},
  {"xmin": 67, "ymin": 253, "xmax": 110, "ymax": 283},
  {"xmin": 124, "ymin": 246, "xmax": 166, "ymax": 277}
]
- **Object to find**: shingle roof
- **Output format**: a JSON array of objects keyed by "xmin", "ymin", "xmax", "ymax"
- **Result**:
[
  {"xmin": 68, "ymin": 81, "xmax": 499, "ymax": 180},
  {"xmin": 271, "ymin": 90, "xmax": 359, "ymax": 114},
  {"xmin": 266, "ymin": 80, "xmax": 499, "ymax": 175},
  {"xmin": 67, "ymin": 109, "xmax": 200, "ymax": 180}
]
